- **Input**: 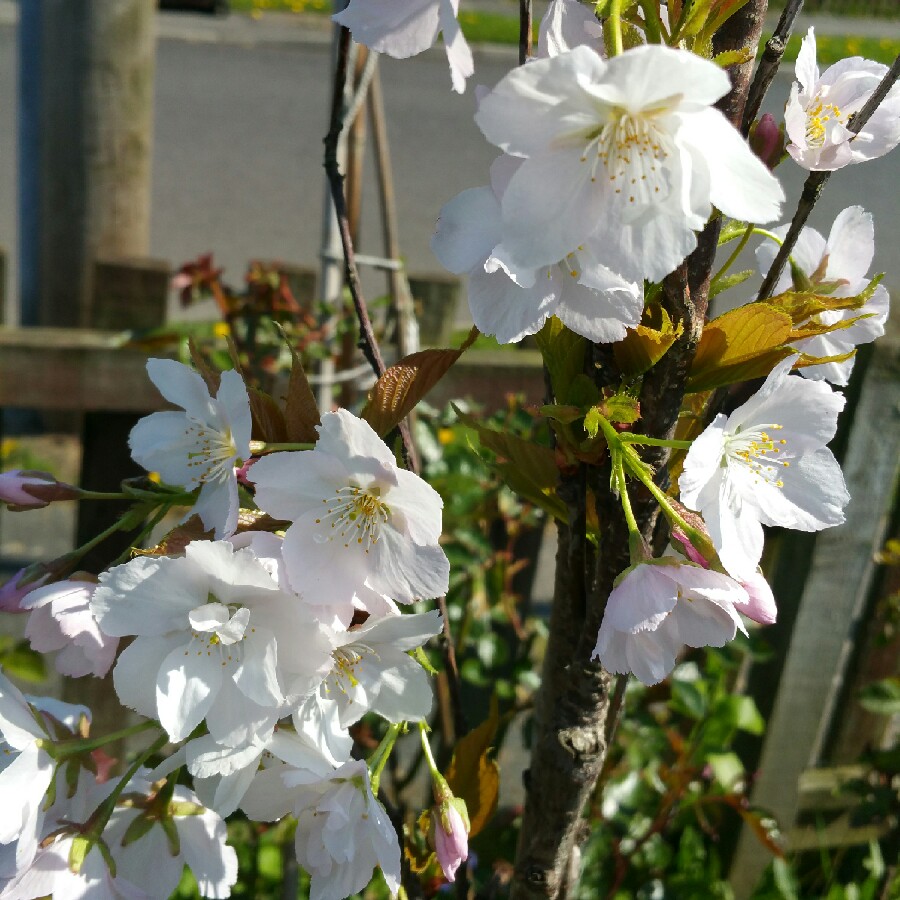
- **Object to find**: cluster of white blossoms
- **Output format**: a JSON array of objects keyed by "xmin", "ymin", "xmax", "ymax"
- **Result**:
[
  {"xmin": 0, "ymin": 363, "xmax": 453, "ymax": 899},
  {"xmin": 428, "ymin": 2, "xmax": 893, "ymax": 685},
  {"xmin": 1, "ymin": 2, "xmax": 897, "ymax": 895}
]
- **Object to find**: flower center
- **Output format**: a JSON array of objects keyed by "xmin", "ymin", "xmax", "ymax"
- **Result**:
[
  {"xmin": 184, "ymin": 420, "xmax": 239, "ymax": 486},
  {"xmin": 805, "ymin": 95, "xmax": 846, "ymax": 149},
  {"xmin": 185, "ymin": 601, "xmax": 254, "ymax": 667},
  {"xmin": 315, "ymin": 485, "xmax": 391, "ymax": 553},
  {"xmin": 581, "ymin": 110, "xmax": 672, "ymax": 208},
  {"xmin": 725, "ymin": 424, "xmax": 790, "ymax": 488},
  {"xmin": 324, "ymin": 643, "xmax": 380, "ymax": 694}
]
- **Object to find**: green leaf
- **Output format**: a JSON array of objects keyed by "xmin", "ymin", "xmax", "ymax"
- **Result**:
[
  {"xmin": 718, "ymin": 220, "xmax": 749, "ymax": 244},
  {"xmin": 598, "ymin": 394, "xmax": 640, "ymax": 425},
  {"xmin": 688, "ymin": 303, "xmax": 794, "ymax": 392},
  {"xmin": 534, "ymin": 317, "xmax": 586, "ymax": 404},
  {"xmin": 0, "ymin": 641, "xmax": 48, "ymax": 683},
  {"xmin": 713, "ymin": 46, "xmax": 754, "ymax": 68},
  {"xmin": 670, "ymin": 679, "xmax": 707, "ymax": 720},
  {"xmin": 706, "ymin": 751, "xmax": 745, "ymax": 789},
  {"xmin": 709, "ymin": 269, "xmax": 753, "ymax": 300},
  {"xmin": 362, "ymin": 328, "xmax": 478, "ymax": 436},
  {"xmin": 584, "ymin": 407, "xmax": 602, "ymax": 440},
  {"xmin": 455, "ymin": 406, "xmax": 566, "ymax": 522},
  {"xmin": 613, "ymin": 303, "xmax": 683, "ymax": 376},
  {"xmin": 859, "ymin": 678, "xmax": 900, "ymax": 716}
]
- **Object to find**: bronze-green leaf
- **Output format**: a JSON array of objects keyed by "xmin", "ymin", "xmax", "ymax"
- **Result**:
[
  {"xmin": 362, "ymin": 328, "xmax": 478, "ymax": 436},
  {"xmin": 446, "ymin": 699, "xmax": 501, "ymax": 838}
]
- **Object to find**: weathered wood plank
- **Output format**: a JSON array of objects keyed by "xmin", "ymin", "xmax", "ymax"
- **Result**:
[
  {"xmin": 0, "ymin": 328, "xmax": 165, "ymax": 412},
  {"xmin": 730, "ymin": 318, "xmax": 900, "ymax": 893},
  {"xmin": 0, "ymin": 328, "xmax": 547, "ymax": 413}
]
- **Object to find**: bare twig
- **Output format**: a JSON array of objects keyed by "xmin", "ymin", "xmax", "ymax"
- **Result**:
[
  {"xmin": 519, "ymin": 0, "xmax": 533, "ymax": 65},
  {"xmin": 324, "ymin": 25, "xmax": 464, "ymax": 743},
  {"xmin": 757, "ymin": 54, "xmax": 900, "ymax": 300},
  {"xmin": 742, "ymin": 0, "xmax": 804, "ymax": 134}
]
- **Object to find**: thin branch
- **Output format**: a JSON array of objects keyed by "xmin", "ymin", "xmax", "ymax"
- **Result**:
[
  {"xmin": 757, "ymin": 54, "xmax": 900, "ymax": 300},
  {"xmin": 519, "ymin": 0, "xmax": 533, "ymax": 65},
  {"xmin": 324, "ymin": 26, "xmax": 386, "ymax": 380},
  {"xmin": 742, "ymin": 0, "xmax": 804, "ymax": 134},
  {"xmin": 324, "ymin": 25, "xmax": 463, "ymax": 742}
]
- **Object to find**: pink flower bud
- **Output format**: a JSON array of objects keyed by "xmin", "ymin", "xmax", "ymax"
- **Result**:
[
  {"xmin": 749, "ymin": 114, "xmax": 785, "ymax": 169},
  {"xmin": 671, "ymin": 527, "xmax": 710, "ymax": 568},
  {"xmin": 740, "ymin": 571, "xmax": 778, "ymax": 624},
  {"xmin": 0, "ymin": 470, "xmax": 80, "ymax": 510},
  {"xmin": 432, "ymin": 799, "xmax": 469, "ymax": 883}
]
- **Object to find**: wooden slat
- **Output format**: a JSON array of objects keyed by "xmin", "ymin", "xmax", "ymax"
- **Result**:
[
  {"xmin": 730, "ymin": 318, "xmax": 900, "ymax": 894},
  {"xmin": 0, "ymin": 327, "xmax": 165, "ymax": 412}
]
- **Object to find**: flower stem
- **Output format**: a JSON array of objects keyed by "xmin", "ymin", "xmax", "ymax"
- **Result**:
[
  {"xmin": 52, "ymin": 720, "xmax": 161, "ymax": 759},
  {"xmin": 369, "ymin": 722, "xmax": 405, "ymax": 796},
  {"xmin": 608, "ymin": 0, "xmax": 624, "ymax": 56},
  {"xmin": 639, "ymin": 0, "xmax": 663, "ymax": 43},
  {"xmin": 75, "ymin": 490, "xmax": 131, "ymax": 501},
  {"xmin": 710, "ymin": 222, "xmax": 754, "ymax": 287},
  {"xmin": 248, "ymin": 441, "xmax": 315, "ymax": 454},
  {"xmin": 619, "ymin": 434, "xmax": 693, "ymax": 450}
]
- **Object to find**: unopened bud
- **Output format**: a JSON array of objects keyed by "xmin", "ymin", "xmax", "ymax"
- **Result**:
[
  {"xmin": 0, "ymin": 470, "xmax": 80, "ymax": 510},
  {"xmin": 749, "ymin": 114, "xmax": 785, "ymax": 170},
  {"xmin": 431, "ymin": 795, "xmax": 470, "ymax": 882},
  {"xmin": 740, "ymin": 571, "xmax": 778, "ymax": 624}
]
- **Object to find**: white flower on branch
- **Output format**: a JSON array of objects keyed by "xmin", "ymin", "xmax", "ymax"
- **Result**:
[
  {"xmin": 319, "ymin": 610, "xmax": 443, "ymax": 728},
  {"xmin": 432, "ymin": 156, "xmax": 643, "ymax": 344},
  {"xmin": 129, "ymin": 360, "xmax": 252, "ymax": 539},
  {"xmin": 91, "ymin": 541, "xmax": 333, "ymax": 745},
  {"xmin": 537, "ymin": 0, "xmax": 604, "ymax": 59},
  {"xmin": 103, "ymin": 772, "xmax": 238, "ymax": 900},
  {"xmin": 679, "ymin": 358, "xmax": 849, "ymax": 580},
  {"xmin": 333, "ymin": 0, "xmax": 473, "ymax": 94},
  {"xmin": 0, "ymin": 674, "xmax": 90, "ymax": 883},
  {"xmin": 755, "ymin": 205, "xmax": 890, "ymax": 385},
  {"xmin": 474, "ymin": 44, "xmax": 784, "ymax": 282},
  {"xmin": 785, "ymin": 28, "xmax": 900, "ymax": 171},
  {"xmin": 21, "ymin": 578, "xmax": 118, "ymax": 679},
  {"xmin": 592, "ymin": 561, "xmax": 750, "ymax": 685},
  {"xmin": 250, "ymin": 409, "xmax": 449, "ymax": 605},
  {"xmin": 242, "ymin": 759, "xmax": 401, "ymax": 900}
]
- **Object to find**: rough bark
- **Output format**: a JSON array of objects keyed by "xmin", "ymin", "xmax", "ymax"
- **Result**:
[{"xmin": 509, "ymin": 5, "xmax": 768, "ymax": 896}]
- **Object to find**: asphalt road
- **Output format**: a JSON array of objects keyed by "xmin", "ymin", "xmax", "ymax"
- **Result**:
[{"xmin": 0, "ymin": 14, "xmax": 897, "ymax": 325}]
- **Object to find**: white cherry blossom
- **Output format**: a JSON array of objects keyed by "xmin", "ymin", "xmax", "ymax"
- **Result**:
[
  {"xmin": 242, "ymin": 759, "xmax": 401, "ymax": 900},
  {"xmin": 333, "ymin": 0, "xmax": 473, "ymax": 94},
  {"xmin": 474, "ymin": 44, "xmax": 784, "ymax": 282},
  {"xmin": 129, "ymin": 360, "xmax": 252, "ymax": 539},
  {"xmin": 319, "ymin": 610, "xmax": 443, "ymax": 728},
  {"xmin": 785, "ymin": 28, "xmax": 900, "ymax": 171},
  {"xmin": 679, "ymin": 358, "xmax": 849, "ymax": 580},
  {"xmin": 755, "ymin": 206, "xmax": 890, "ymax": 384},
  {"xmin": 0, "ymin": 675, "xmax": 90, "ymax": 882},
  {"xmin": 91, "ymin": 541, "xmax": 333, "ymax": 745},
  {"xmin": 103, "ymin": 773, "xmax": 238, "ymax": 900},
  {"xmin": 432, "ymin": 156, "xmax": 643, "ymax": 344},
  {"xmin": 20, "ymin": 578, "xmax": 118, "ymax": 678},
  {"xmin": 537, "ymin": 0, "xmax": 604, "ymax": 59},
  {"xmin": 592, "ymin": 561, "xmax": 750, "ymax": 685},
  {"xmin": 250, "ymin": 409, "xmax": 449, "ymax": 605}
]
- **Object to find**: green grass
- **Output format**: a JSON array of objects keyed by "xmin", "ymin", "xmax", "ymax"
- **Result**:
[{"xmin": 227, "ymin": 0, "xmax": 899, "ymax": 66}]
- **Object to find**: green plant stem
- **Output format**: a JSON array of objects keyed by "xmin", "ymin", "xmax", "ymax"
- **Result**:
[
  {"xmin": 710, "ymin": 223, "xmax": 754, "ymax": 287},
  {"xmin": 50, "ymin": 720, "xmax": 161, "ymax": 759},
  {"xmin": 110, "ymin": 503, "xmax": 174, "ymax": 567},
  {"xmin": 419, "ymin": 721, "xmax": 441, "ymax": 778},
  {"xmin": 619, "ymin": 434, "xmax": 693, "ymax": 450},
  {"xmin": 248, "ymin": 441, "xmax": 315, "ymax": 453},
  {"xmin": 73, "ymin": 731, "xmax": 170, "ymax": 871},
  {"xmin": 608, "ymin": 0, "xmax": 624, "ymax": 55},
  {"xmin": 76, "ymin": 490, "xmax": 131, "ymax": 501},
  {"xmin": 613, "ymin": 460, "xmax": 640, "ymax": 539},
  {"xmin": 639, "ymin": 0, "xmax": 664, "ymax": 43},
  {"xmin": 369, "ymin": 722, "xmax": 405, "ymax": 795}
]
